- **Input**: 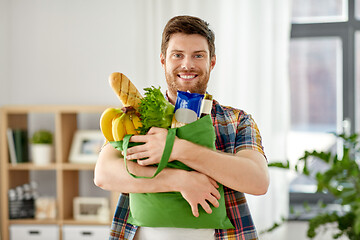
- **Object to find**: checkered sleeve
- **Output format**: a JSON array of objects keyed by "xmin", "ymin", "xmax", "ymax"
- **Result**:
[
  {"xmin": 234, "ymin": 111, "xmax": 265, "ymax": 157},
  {"xmin": 109, "ymin": 193, "xmax": 137, "ymax": 240}
]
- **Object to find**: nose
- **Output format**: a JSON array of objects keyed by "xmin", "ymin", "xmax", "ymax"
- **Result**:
[{"xmin": 181, "ymin": 56, "xmax": 195, "ymax": 70}]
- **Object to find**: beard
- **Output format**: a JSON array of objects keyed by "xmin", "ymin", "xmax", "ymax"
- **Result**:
[{"xmin": 164, "ymin": 68, "xmax": 210, "ymax": 97}]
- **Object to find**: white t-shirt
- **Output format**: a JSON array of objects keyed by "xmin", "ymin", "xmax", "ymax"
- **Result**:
[{"xmin": 134, "ymin": 227, "xmax": 215, "ymax": 240}]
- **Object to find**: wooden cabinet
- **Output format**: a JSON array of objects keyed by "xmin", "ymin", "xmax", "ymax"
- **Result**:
[{"xmin": 0, "ymin": 105, "xmax": 118, "ymax": 240}]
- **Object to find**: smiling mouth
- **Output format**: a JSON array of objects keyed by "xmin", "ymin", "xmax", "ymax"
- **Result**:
[{"xmin": 177, "ymin": 74, "xmax": 198, "ymax": 80}]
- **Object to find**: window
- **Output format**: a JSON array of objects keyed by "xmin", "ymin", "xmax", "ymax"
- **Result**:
[
  {"xmin": 292, "ymin": 0, "xmax": 348, "ymax": 23},
  {"xmin": 289, "ymin": 0, "xmax": 357, "ymax": 161},
  {"xmin": 288, "ymin": 0, "xmax": 358, "ymax": 219},
  {"xmin": 288, "ymin": 37, "xmax": 342, "ymax": 165},
  {"xmin": 355, "ymin": 32, "xmax": 360, "ymax": 132},
  {"xmin": 290, "ymin": 37, "xmax": 341, "ymax": 133}
]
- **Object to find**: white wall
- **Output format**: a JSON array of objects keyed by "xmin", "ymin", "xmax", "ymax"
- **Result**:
[
  {"xmin": 0, "ymin": 0, "xmax": 247, "ymax": 107},
  {"xmin": 2, "ymin": 0, "xmax": 167, "ymax": 106},
  {"xmin": 0, "ymin": 0, "xmax": 10, "ymax": 106}
]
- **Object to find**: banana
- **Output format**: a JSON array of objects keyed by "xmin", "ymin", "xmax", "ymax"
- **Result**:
[
  {"xmin": 100, "ymin": 107, "xmax": 123, "ymax": 141},
  {"xmin": 124, "ymin": 114, "xmax": 138, "ymax": 135},
  {"xmin": 131, "ymin": 114, "xmax": 142, "ymax": 134},
  {"xmin": 112, "ymin": 113, "xmax": 127, "ymax": 141}
]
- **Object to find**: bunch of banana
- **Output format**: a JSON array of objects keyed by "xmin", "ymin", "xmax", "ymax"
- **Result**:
[
  {"xmin": 100, "ymin": 72, "xmax": 143, "ymax": 142},
  {"xmin": 100, "ymin": 106, "xmax": 142, "ymax": 142}
]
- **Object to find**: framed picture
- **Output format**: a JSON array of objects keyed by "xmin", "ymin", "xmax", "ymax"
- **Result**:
[
  {"xmin": 35, "ymin": 197, "xmax": 56, "ymax": 220},
  {"xmin": 73, "ymin": 197, "xmax": 109, "ymax": 222},
  {"xmin": 69, "ymin": 130, "xmax": 105, "ymax": 163}
]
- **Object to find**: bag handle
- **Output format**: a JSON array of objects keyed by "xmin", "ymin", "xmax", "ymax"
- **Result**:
[{"xmin": 123, "ymin": 128, "xmax": 177, "ymax": 179}]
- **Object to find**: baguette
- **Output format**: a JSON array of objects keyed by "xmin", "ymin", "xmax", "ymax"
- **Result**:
[{"xmin": 109, "ymin": 72, "xmax": 142, "ymax": 109}]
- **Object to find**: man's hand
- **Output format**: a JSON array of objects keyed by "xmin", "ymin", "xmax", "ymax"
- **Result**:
[
  {"xmin": 124, "ymin": 127, "xmax": 221, "ymax": 217},
  {"xmin": 178, "ymin": 171, "xmax": 220, "ymax": 217},
  {"xmin": 125, "ymin": 127, "xmax": 174, "ymax": 165}
]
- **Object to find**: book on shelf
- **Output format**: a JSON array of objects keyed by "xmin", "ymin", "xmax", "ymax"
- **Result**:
[
  {"xmin": 7, "ymin": 129, "xmax": 17, "ymax": 165},
  {"xmin": 7, "ymin": 128, "xmax": 29, "ymax": 164}
]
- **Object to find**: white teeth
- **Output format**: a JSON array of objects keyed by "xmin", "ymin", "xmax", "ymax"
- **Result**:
[{"xmin": 180, "ymin": 75, "xmax": 196, "ymax": 79}]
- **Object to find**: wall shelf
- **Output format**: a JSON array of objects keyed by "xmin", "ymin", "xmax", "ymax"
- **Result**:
[{"xmin": 0, "ymin": 105, "xmax": 116, "ymax": 240}]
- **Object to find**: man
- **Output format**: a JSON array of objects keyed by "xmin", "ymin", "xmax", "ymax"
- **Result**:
[{"xmin": 94, "ymin": 15, "xmax": 269, "ymax": 240}]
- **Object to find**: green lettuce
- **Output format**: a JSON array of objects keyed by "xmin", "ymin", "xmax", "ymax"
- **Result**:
[{"xmin": 138, "ymin": 86, "xmax": 174, "ymax": 134}]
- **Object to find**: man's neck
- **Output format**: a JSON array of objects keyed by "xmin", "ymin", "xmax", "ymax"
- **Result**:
[{"xmin": 165, "ymin": 90, "xmax": 176, "ymax": 105}]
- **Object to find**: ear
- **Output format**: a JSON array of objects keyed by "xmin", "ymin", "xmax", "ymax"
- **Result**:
[
  {"xmin": 160, "ymin": 53, "xmax": 165, "ymax": 68},
  {"xmin": 210, "ymin": 55, "xmax": 216, "ymax": 71}
]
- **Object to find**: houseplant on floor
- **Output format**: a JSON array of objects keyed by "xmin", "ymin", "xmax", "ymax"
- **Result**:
[
  {"xmin": 267, "ymin": 133, "xmax": 360, "ymax": 239},
  {"xmin": 30, "ymin": 130, "xmax": 53, "ymax": 165}
]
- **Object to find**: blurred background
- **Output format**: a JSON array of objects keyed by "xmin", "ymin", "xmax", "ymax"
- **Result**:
[{"xmin": 1, "ymin": 0, "xmax": 360, "ymax": 239}]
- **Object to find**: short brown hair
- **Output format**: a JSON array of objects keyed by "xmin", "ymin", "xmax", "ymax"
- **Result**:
[{"xmin": 161, "ymin": 15, "xmax": 215, "ymax": 59}]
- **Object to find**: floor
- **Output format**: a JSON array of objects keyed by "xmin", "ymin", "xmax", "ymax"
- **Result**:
[{"xmin": 259, "ymin": 221, "xmax": 348, "ymax": 240}]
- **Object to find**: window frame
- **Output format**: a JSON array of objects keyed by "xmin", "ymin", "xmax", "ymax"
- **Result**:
[
  {"xmin": 290, "ymin": 0, "xmax": 357, "ymax": 134},
  {"xmin": 287, "ymin": 0, "xmax": 359, "ymax": 220}
]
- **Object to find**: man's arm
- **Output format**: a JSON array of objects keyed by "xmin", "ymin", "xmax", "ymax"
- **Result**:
[
  {"xmin": 126, "ymin": 127, "xmax": 269, "ymax": 195},
  {"xmin": 172, "ymin": 139, "xmax": 269, "ymax": 195},
  {"xmin": 94, "ymin": 143, "xmax": 221, "ymax": 217},
  {"xmin": 94, "ymin": 143, "xmax": 177, "ymax": 193}
]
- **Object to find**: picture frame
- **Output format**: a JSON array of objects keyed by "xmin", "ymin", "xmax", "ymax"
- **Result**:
[
  {"xmin": 35, "ymin": 197, "xmax": 57, "ymax": 220},
  {"xmin": 73, "ymin": 197, "xmax": 109, "ymax": 222},
  {"xmin": 69, "ymin": 130, "xmax": 105, "ymax": 163}
]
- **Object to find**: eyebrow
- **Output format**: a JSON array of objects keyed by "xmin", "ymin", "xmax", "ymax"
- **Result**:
[
  {"xmin": 194, "ymin": 50, "xmax": 208, "ymax": 54},
  {"xmin": 170, "ymin": 50, "xmax": 208, "ymax": 54}
]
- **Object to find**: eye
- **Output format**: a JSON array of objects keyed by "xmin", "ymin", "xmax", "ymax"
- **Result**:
[
  {"xmin": 173, "ymin": 53, "xmax": 182, "ymax": 58},
  {"xmin": 194, "ymin": 54, "xmax": 204, "ymax": 59}
]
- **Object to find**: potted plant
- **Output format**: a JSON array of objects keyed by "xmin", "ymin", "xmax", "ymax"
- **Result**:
[
  {"xmin": 266, "ymin": 133, "xmax": 360, "ymax": 239},
  {"xmin": 30, "ymin": 130, "xmax": 53, "ymax": 165}
]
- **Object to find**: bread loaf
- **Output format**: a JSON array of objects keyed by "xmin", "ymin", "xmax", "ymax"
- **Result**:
[{"xmin": 109, "ymin": 72, "xmax": 142, "ymax": 109}]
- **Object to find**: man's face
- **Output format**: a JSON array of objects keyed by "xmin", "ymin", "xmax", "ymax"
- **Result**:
[{"xmin": 161, "ymin": 33, "xmax": 216, "ymax": 103}]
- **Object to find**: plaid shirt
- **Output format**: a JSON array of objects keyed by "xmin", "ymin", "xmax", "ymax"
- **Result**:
[{"xmin": 109, "ymin": 99, "xmax": 265, "ymax": 240}]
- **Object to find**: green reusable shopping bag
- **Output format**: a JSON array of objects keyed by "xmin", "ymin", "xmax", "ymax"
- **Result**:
[{"xmin": 110, "ymin": 115, "xmax": 234, "ymax": 229}]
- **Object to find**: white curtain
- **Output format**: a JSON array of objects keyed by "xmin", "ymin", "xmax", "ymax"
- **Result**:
[
  {"xmin": 4, "ymin": 0, "xmax": 292, "ymax": 234},
  {"xmin": 132, "ymin": 0, "xmax": 292, "ymax": 233}
]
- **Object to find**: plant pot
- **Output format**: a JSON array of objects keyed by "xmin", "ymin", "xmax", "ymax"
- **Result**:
[{"xmin": 31, "ymin": 144, "xmax": 53, "ymax": 165}]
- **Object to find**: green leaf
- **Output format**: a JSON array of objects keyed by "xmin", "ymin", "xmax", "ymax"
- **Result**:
[
  {"xmin": 268, "ymin": 160, "xmax": 290, "ymax": 169},
  {"xmin": 30, "ymin": 130, "xmax": 53, "ymax": 144},
  {"xmin": 138, "ymin": 86, "xmax": 175, "ymax": 134},
  {"xmin": 266, "ymin": 132, "xmax": 360, "ymax": 239},
  {"xmin": 259, "ymin": 216, "xmax": 286, "ymax": 235},
  {"xmin": 354, "ymin": 209, "xmax": 360, "ymax": 235},
  {"xmin": 307, "ymin": 212, "xmax": 339, "ymax": 238}
]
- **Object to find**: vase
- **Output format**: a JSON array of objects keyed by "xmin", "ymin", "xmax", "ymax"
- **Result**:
[{"xmin": 31, "ymin": 144, "xmax": 53, "ymax": 165}]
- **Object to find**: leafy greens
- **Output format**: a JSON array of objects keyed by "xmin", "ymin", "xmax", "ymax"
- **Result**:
[{"xmin": 138, "ymin": 86, "xmax": 174, "ymax": 134}]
